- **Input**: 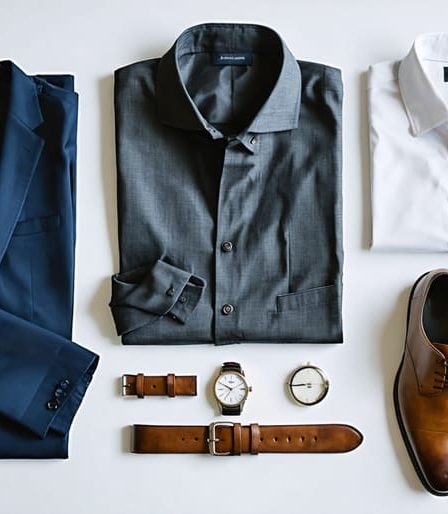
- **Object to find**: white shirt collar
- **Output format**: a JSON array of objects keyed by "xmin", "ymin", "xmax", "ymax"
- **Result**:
[{"xmin": 398, "ymin": 33, "xmax": 448, "ymax": 137}]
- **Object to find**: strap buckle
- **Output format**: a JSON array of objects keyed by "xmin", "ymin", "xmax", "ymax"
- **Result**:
[
  {"xmin": 121, "ymin": 375, "xmax": 131, "ymax": 396},
  {"xmin": 207, "ymin": 422, "xmax": 234, "ymax": 456}
]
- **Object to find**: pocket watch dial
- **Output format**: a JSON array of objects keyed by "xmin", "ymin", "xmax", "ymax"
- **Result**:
[
  {"xmin": 214, "ymin": 372, "xmax": 248, "ymax": 406},
  {"xmin": 289, "ymin": 365, "xmax": 329, "ymax": 406}
]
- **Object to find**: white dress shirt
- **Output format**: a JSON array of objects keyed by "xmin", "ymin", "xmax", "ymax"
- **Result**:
[{"xmin": 368, "ymin": 33, "xmax": 448, "ymax": 251}]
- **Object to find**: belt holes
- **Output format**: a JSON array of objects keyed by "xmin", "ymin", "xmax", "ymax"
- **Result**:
[
  {"xmin": 260, "ymin": 437, "xmax": 264, "ymax": 442},
  {"xmin": 273, "ymin": 437, "xmax": 278, "ymax": 442},
  {"xmin": 313, "ymin": 436, "xmax": 318, "ymax": 442},
  {"xmin": 194, "ymin": 437, "xmax": 198, "ymax": 442},
  {"xmin": 286, "ymin": 436, "xmax": 291, "ymax": 443},
  {"xmin": 181, "ymin": 437, "xmax": 185, "ymax": 441},
  {"xmin": 300, "ymin": 436, "xmax": 305, "ymax": 443},
  {"xmin": 152, "ymin": 384, "xmax": 156, "ymax": 389}
]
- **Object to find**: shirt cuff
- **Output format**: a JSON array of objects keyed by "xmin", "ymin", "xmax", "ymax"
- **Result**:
[
  {"xmin": 110, "ymin": 258, "xmax": 206, "ymax": 335},
  {"xmin": 19, "ymin": 341, "xmax": 99, "ymax": 439},
  {"xmin": 169, "ymin": 277, "xmax": 205, "ymax": 323}
]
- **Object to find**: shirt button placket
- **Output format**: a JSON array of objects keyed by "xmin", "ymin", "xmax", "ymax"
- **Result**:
[{"xmin": 214, "ymin": 142, "xmax": 239, "ymax": 342}]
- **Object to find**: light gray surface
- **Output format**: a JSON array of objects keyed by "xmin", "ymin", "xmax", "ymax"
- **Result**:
[{"xmin": 1, "ymin": 0, "xmax": 448, "ymax": 512}]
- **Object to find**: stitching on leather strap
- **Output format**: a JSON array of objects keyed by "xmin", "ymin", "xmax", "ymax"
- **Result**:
[
  {"xmin": 233, "ymin": 423, "xmax": 242, "ymax": 455},
  {"xmin": 250, "ymin": 423, "xmax": 260, "ymax": 455},
  {"xmin": 167, "ymin": 373, "xmax": 176, "ymax": 398},
  {"xmin": 136, "ymin": 373, "xmax": 145, "ymax": 398}
]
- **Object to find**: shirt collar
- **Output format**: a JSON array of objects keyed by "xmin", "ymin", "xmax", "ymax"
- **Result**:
[
  {"xmin": 156, "ymin": 23, "xmax": 301, "ymax": 152},
  {"xmin": 398, "ymin": 33, "xmax": 448, "ymax": 137},
  {"xmin": 0, "ymin": 60, "xmax": 43, "ymax": 130}
]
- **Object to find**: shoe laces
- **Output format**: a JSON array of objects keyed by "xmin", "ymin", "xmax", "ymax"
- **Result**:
[{"xmin": 434, "ymin": 361, "xmax": 448, "ymax": 390}]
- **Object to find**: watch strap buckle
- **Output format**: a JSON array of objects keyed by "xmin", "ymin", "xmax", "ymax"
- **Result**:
[{"xmin": 121, "ymin": 375, "xmax": 132, "ymax": 396}]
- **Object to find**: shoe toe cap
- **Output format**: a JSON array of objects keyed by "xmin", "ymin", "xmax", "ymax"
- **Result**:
[{"xmin": 410, "ymin": 429, "xmax": 448, "ymax": 495}]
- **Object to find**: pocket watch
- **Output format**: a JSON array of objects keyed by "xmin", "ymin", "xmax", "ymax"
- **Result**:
[{"xmin": 288, "ymin": 363, "xmax": 329, "ymax": 406}]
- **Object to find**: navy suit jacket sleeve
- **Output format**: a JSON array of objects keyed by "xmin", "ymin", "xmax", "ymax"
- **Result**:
[{"xmin": 0, "ymin": 309, "xmax": 98, "ymax": 438}]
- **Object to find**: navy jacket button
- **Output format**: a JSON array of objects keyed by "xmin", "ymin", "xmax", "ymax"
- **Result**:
[{"xmin": 47, "ymin": 400, "xmax": 59, "ymax": 410}]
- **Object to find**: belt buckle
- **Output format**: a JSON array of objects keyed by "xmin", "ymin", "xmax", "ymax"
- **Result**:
[
  {"xmin": 121, "ymin": 375, "xmax": 131, "ymax": 396},
  {"xmin": 207, "ymin": 422, "xmax": 234, "ymax": 456}
]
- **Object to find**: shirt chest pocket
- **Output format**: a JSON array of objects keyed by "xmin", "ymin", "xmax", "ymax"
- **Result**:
[{"xmin": 275, "ymin": 284, "xmax": 338, "ymax": 312}]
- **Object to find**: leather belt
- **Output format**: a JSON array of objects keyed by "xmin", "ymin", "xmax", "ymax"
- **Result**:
[
  {"xmin": 122, "ymin": 373, "xmax": 197, "ymax": 398},
  {"xmin": 132, "ymin": 423, "xmax": 363, "ymax": 455}
]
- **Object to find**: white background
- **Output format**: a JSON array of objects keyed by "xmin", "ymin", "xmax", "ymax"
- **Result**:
[{"xmin": 1, "ymin": 0, "xmax": 448, "ymax": 512}]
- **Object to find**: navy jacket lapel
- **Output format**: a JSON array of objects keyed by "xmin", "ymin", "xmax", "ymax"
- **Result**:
[{"xmin": 0, "ymin": 61, "xmax": 44, "ymax": 264}]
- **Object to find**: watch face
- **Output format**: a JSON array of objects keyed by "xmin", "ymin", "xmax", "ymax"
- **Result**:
[
  {"xmin": 288, "ymin": 365, "xmax": 329, "ymax": 406},
  {"xmin": 214, "ymin": 372, "xmax": 248, "ymax": 407}
]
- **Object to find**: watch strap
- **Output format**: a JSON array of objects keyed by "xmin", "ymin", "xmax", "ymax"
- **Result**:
[
  {"xmin": 132, "ymin": 423, "xmax": 363, "ymax": 454},
  {"xmin": 221, "ymin": 405, "xmax": 241, "ymax": 416},
  {"xmin": 222, "ymin": 361, "xmax": 243, "ymax": 374},
  {"xmin": 122, "ymin": 373, "xmax": 197, "ymax": 398}
]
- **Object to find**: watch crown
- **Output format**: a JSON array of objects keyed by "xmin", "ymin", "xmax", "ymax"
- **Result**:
[{"xmin": 249, "ymin": 386, "xmax": 253, "ymax": 392}]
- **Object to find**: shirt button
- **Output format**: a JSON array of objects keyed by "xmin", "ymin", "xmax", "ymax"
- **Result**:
[
  {"xmin": 166, "ymin": 287, "xmax": 175, "ymax": 296},
  {"xmin": 250, "ymin": 136, "xmax": 257, "ymax": 145},
  {"xmin": 221, "ymin": 241, "xmax": 233, "ymax": 252},
  {"xmin": 179, "ymin": 295, "xmax": 187, "ymax": 303},
  {"xmin": 60, "ymin": 379, "xmax": 70, "ymax": 389},
  {"xmin": 47, "ymin": 400, "xmax": 59, "ymax": 410},
  {"xmin": 222, "ymin": 303, "xmax": 234, "ymax": 315}
]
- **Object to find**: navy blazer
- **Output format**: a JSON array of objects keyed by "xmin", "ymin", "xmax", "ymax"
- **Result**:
[{"xmin": 0, "ymin": 61, "xmax": 98, "ymax": 458}]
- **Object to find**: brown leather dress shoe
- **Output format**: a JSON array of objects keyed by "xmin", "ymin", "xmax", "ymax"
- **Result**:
[{"xmin": 395, "ymin": 269, "xmax": 448, "ymax": 496}]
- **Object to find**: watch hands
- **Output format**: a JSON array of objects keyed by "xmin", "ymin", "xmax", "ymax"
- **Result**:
[
  {"xmin": 218, "ymin": 381, "xmax": 232, "ymax": 390},
  {"xmin": 292, "ymin": 383, "xmax": 321, "ymax": 387},
  {"xmin": 224, "ymin": 390, "xmax": 234, "ymax": 400}
]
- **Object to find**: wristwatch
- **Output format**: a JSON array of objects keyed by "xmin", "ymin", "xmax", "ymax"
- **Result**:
[{"xmin": 213, "ymin": 362, "xmax": 252, "ymax": 415}]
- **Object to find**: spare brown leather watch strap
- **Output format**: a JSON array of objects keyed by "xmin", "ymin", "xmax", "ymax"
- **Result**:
[
  {"xmin": 122, "ymin": 373, "xmax": 197, "ymax": 398},
  {"xmin": 132, "ymin": 423, "xmax": 363, "ymax": 455}
]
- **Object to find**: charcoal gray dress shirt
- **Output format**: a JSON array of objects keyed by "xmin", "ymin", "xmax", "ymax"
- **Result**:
[{"xmin": 110, "ymin": 23, "xmax": 343, "ymax": 345}]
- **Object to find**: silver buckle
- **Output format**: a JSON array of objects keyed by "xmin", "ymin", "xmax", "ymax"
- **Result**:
[
  {"xmin": 207, "ymin": 422, "xmax": 234, "ymax": 456},
  {"xmin": 121, "ymin": 375, "xmax": 131, "ymax": 396}
]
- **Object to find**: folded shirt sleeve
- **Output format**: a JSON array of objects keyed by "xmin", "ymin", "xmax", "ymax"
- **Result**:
[
  {"xmin": 0, "ymin": 308, "xmax": 99, "ymax": 439},
  {"xmin": 109, "ymin": 257, "xmax": 207, "ymax": 336}
]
